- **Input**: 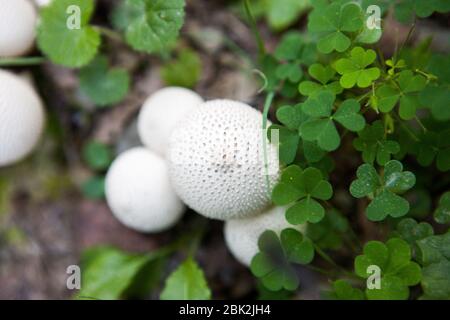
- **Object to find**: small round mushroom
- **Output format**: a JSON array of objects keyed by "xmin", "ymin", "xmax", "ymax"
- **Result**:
[
  {"xmin": 224, "ymin": 206, "xmax": 306, "ymax": 266},
  {"xmin": 0, "ymin": 0, "xmax": 37, "ymax": 57},
  {"xmin": 34, "ymin": 0, "xmax": 52, "ymax": 7},
  {"xmin": 0, "ymin": 69, "xmax": 45, "ymax": 167},
  {"xmin": 168, "ymin": 99, "xmax": 280, "ymax": 220},
  {"xmin": 105, "ymin": 147, "xmax": 185, "ymax": 233},
  {"xmin": 137, "ymin": 87, "xmax": 204, "ymax": 157}
]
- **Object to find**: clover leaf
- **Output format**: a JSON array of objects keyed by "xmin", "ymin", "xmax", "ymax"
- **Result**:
[
  {"xmin": 355, "ymin": 238, "xmax": 421, "ymax": 300},
  {"xmin": 250, "ymin": 231, "xmax": 299, "ymax": 291},
  {"xmin": 434, "ymin": 192, "xmax": 450, "ymax": 224},
  {"xmin": 328, "ymin": 280, "xmax": 365, "ymax": 300},
  {"xmin": 376, "ymin": 70, "xmax": 427, "ymax": 120},
  {"xmin": 269, "ymin": 124, "xmax": 300, "ymax": 165},
  {"xmin": 409, "ymin": 128, "xmax": 450, "ymax": 171},
  {"xmin": 306, "ymin": 209, "xmax": 349, "ymax": 250},
  {"xmin": 161, "ymin": 48, "xmax": 202, "ymax": 88},
  {"xmin": 123, "ymin": 0, "xmax": 185, "ymax": 53},
  {"xmin": 298, "ymin": 63, "xmax": 343, "ymax": 96},
  {"xmin": 299, "ymin": 91, "xmax": 365, "ymax": 151},
  {"xmin": 335, "ymin": 47, "xmax": 380, "ymax": 88},
  {"xmin": 353, "ymin": 120, "xmax": 400, "ymax": 165},
  {"xmin": 396, "ymin": 218, "xmax": 434, "ymax": 246},
  {"xmin": 37, "ymin": 0, "xmax": 101, "ymax": 67},
  {"xmin": 417, "ymin": 232, "xmax": 450, "ymax": 299},
  {"xmin": 272, "ymin": 165, "xmax": 333, "ymax": 224},
  {"xmin": 281, "ymin": 228, "xmax": 315, "ymax": 265},
  {"xmin": 79, "ymin": 55, "xmax": 130, "ymax": 107},
  {"xmin": 394, "ymin": 0, "xmax": 450, "ymax": 24},
  {"xmin": 308, "ymin": 2, "xmax": 363, "ymax": 53},
  {"xmin": 350, "ymin": 160, "xmax": 415, "ymax": 221},
  {"xmin": 419, "ymin": 85, "xmax": 450, "ymax": 121}
]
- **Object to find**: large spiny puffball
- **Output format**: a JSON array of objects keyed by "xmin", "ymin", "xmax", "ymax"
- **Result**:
[
  {"xmin": 168, "ymin": 99, "xmax": 280, "ymax": 220},
  {"xmin": 0, "ymin": 69, "xmax": 45, "ymax": 167},
  {"xmin": 137, "ymin": 87, "xmax": 204, "ymax": 157},
  {"xmin": 0, "ymin": 0, "xmax": 37, "ymax": 57},
  {"xmin": 224, "ymin": 206, "xmax": 306, "ymax": 266},
  {"xmin": 105, "ymin": 147, "xmax": 185, "ymax": 233}
]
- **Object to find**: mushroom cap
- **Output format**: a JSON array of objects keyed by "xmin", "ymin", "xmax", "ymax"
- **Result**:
[
  {"xmin": 105, "ymin": 147, "xmax": 185, "ymax": 233},
  {"xmin": 224, "ymin": 206, "xmax": 306, "ymax": 266},
  {"xmin": 137, "ymin": 87, "xmax": 204, "ymax": 157},
  {"xmin": 0, "ymin": 0, "xmax": 37, "ymax": 57},
  {"xmin": 168, "ymin": 99, "xmax": 280, "ymax": 220},
  {"xmin": 0, "ymin": 70, "xmax": 45, "ymax": 167}
]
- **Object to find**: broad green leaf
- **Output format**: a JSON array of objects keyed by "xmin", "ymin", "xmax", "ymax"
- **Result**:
[
  {"xmin": 82, "ymin": 141, "xmax": 113, "ymax": 171},
  {"xmin": 37, "ymin": 0, "xmax": 100, "ymax": 67},
  {"xmin": 434, "ymin": 192, "xmax": 450, "ymax": 224},
  {"xmin": 81, "ymin": 176, "xmax": 105, "ymax": 199},
  {"xmin": 161, "ymin": 48, "xmax": 202, "ymax": 88},
  {"xmin": 280, "ymin": 228, "xmax": 314, "ymax": 264},
  {"xmin": 333, "ymin": 99, "xmax": 365, "ymax": 131},
  {"xmin": 335, "ymin": 47, "xmax": 380, "ymax": 88},
  {"xmin": 269, "ymin": 124, "xmax": 300, "ymax": 165},
  {"xmin": 396, "ymin": 218, "xmax": 434, "ymax": 246},
  {"xmin": 329, "ymin": 280, "xmax": 365, "ymax": 300},
  {"xmin": 160, "ymin": 257, "xmax": 211, "ymax": 300}
]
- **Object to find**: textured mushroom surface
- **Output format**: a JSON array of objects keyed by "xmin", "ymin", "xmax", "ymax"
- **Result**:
[
  {"xmin": 0, "ymin": 0, "xmax": 37, "ymax": 57},
  {"xmin": 0, "ymin": 70, "xmax": 45, "ymax": 167},
  {"xmin": 105, "ymin": 147, "xmax": 185, "ymax": 233},
  {"xmin": 224, "ymin": 206, "xmax": 305, "ymax": 266},
  {"xmin": 168, "ymin": 99, "xmax": 280, "ymax": 220},
  {"xmin": 138, "ymin": 87, "xmax": 204, "ymax": 157}
]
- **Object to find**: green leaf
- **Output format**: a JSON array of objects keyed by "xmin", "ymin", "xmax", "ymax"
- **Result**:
[
  {"xmin": 355, "ymin": 238, "xmax": 421, "ymax": 300},
  {"xmin": 264, "ymin": 0, "xmax": 310, "ymax": 30},
  {"xmin": 396, "ymin": 218, "xmax": 434, "ymax": 246},
  {"xmin": 274, "ymin": 32, "xmax": 304, "ymax": 61},
  {"xmin": 81, "ymin": 176, "xmax": 105, "ymax": 200},
  {"xmin": 37, "ymin": 0, "xmax": 101, "ymax": 67},
  {"xmin": 394, "ymin": 0, "xmax": 450, "ymax": 24},
  {"xmin": 286, "ymin": 197, "xmax": 325, "ymax": 224},
  {"xmin": 276, "ymin": 63, "xmax": 303, "ymax": 82},
  {"xmin": 308, "ymin": 2, "xmax": 363, "ymax": 53},
  {"xmin": 276, "ymin": 104, "xmax": 307, "ymax": 130},
  {"xmin": 124, "ymin": 0, "xmax": 185, "ymax": 53},
  {"xmin": 78, "ymin": 246, "xmax": 154, "ymax": 300},
  {"xmin": 420, "ymin": 85, "xmax": 450, "ymax": 121},
  {"xmin": 349, "ymin": 160, "xmax": 415, "ymax": 221},
  {"xmin": 306, "ymin": 209, "xmax": 349, "ymax": 250},
  {"xmin": 269, "ymin": 124, "xmax": 300, "ymax": 165},
  {"xmin": 161, "ymin": 48, "xmax": 202, "ymax": 88},
  {"xmin": 329, "ymin": 280, "xmax": 365, "ymax": 300},
  {"xmin": 434, "ymin": 192, "xmax": 450, "ymax": 224},
  {"xmin": 82, "ymin": 141, "xmax": 113, "ymax": 171},
  {"xmin": 79, "ymin": 55, "xmax": 130, "ymax": 107},
  {"xmin": 160, "ymin": 257, "xmax": 211, "ymax": 300},
  {"xmin": 333, "ymin": 99, "xmax": 366, "ymax": 131},
  {"xmin": 280, "ymin": 228, "xmax": 314, "ymax": 264},
  {"xmin": 335, "ymin": 47, "xmax": 380, "ymax": 88},
  {"xmin": 353, "ymin": 120, "xmax": 400, "ymax": 165}
]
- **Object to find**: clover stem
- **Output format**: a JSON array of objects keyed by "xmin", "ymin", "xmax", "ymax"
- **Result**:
[
  {"xmin": 313, "ymin": 243, "xmax": 340, "ymax": 269},
  {"xmin": 398, "ymin": 19, "xmax": 416, "ymax": 57},
  {"xmin": 0, "ymin": 57, "xmax": 45, "ymax": 67},
  {"xmin": 393, "ymin": 113, "xmax": 420, "ymax": 142},
  {"xmin": 95, "ymin": 26, "xmax": 124, "ymax": 43},
  {"xmin": 262, "ymin": 91, "xmax": 275, "ymax": 197},
  {"xmin": 244, "ymin": 0, "xmax": 266, "ymax": 61},
  {"xmin": 414, "ymin": 116, "xmax": 427, "ymax": 133}
]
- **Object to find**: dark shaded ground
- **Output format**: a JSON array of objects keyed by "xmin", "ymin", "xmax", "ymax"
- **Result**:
[{"xmin": 0, "ymin": 0, "xmax": 449, "ymax": 299}]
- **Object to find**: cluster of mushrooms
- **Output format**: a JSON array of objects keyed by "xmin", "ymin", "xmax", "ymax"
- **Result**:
[{"xmin": 0, "ymin": 0, "xmax": 305, "ymax": 268}]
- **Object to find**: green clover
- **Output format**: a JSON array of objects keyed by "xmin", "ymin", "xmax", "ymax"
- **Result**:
[
  {"xmin": 355, "ymin": 238, "xmax": 422, "ymax": 300},
  {"xmin": 353, "ymin": 120, "xmax": 400, "ymax": 165},
  {"xmin": 335, "ymin": 47, "xmax": 380, "ymax": 88},
  {"xmin": 409, "ymin": 128, "xmax": 450, "ymax": 172},
  {"xmin": 419, "ymin": 85, "xmax": 450, "ymax": 121},
  {"xmin": 306, "ymin": 209, "xmax": 349, "ymax": 250},
  {"xmin": 299, "ymin": 91, "xmax": 366, "ymax": 151},
  {"xmin": 161, "ymin": 48, "xmax": 202, "ymax": 88},
  {"xmin": 434, "ymin": 192, "xmax": 450, "ymax": 224},
  {"xmin": 328, "ymin": 280, "xmax": 365, "ymax": 300},
  {"xmin": 298, "ymin": 63, "xmax": 343, "ymax": 96},
  {"xmin": 396, "ymin": 218, "xmax": 434, "ymax": 246},
  {"xmin": 272, "ymin": 165, "xmax": 333, "ymax": 224},
  {"xmin": 37, "ymin": 0, "xmax": 101, "ymax": 67},
  {"xmin": 350, "ymin": 160, "xmax": 416, "ymax": 221},
  {"xmin": 308, "ymin": 2, "xmax": 363, "ymax": 53},
  {"xmin": 417, "ymin": 232, "xmax": 450, "ymax": 299},
  {"xmin": 79, "ymin": 55, "xmax": 130, "ymax": 107},
  {"xmin": 376, "ymin": 70, "xmax": 427, "ymax": 120},
  {"xmin": 394, "ymin": 0, "xmax": 450, "ymax": 24}
]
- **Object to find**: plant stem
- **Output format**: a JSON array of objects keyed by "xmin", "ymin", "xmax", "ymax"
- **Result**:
[
  {"xmin": 243, "ymin": 0, "xmax": 265, "ymax": 61},
  {"xmin": 95, "ymin": 26, "xmax": 124, "ymax": 43},
  {"xmin": 393, "ymin": 113, "xmax": 420, "ymax": 141},
  {"xmin": 262, "ymin": 91, "xmax": 275, "ymax": 196},
  {"xmin": 414, "ymin": 115, "xmax": 427, "ymax": 133},
  {"xmin": 0, "ymin": 57, "xmax": 45, "ymax": 67}
]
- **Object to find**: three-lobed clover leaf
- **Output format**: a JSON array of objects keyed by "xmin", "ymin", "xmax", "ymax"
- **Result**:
[
  {"xmin": 328, "ymin": 279, "xmax": 365, "ymax": 300},
  {"xmin": 394, "ymin": 0, "xmax": 450, "ymax": 24},
  {"xmin": 299, "ymin": 91, "xmax": 366, "ymax": 151},
  {"xmin": 355, "ymin": 238, "xmax": 422, "ymax": 300},
  {"xmin": 409, "ymin": 128, "xmax": 450, "ymax": 172},
  {"xmin": 417, "ymin": 232, "xmax": 450, "ymax": 299},
  {"xmin": 396, "ymin": 218, "xmax": 434, "ymax": 247},
  {"xmin": 335, "ymin": 47, "xmax": 380, "ymax": 88},
  {"xmin": 419, "ymin": 85, "xmax": 450, "ymax": 121},
  {"xmin": 272, "ymin": 165, "xmax": 333, "ymax": 224},
  {"xmin": 376, "ymin": 70, "xmax": 427, "ymax": 120},
  {"xmin": 298, "ymin": 63, "xmax": 343, "ymax": 97},
  {"xmin": 434, "ymin": 192, "xmax": 450, "ymax": 224},
  {"xmin": 79, "ymin": 55, "xmax": 130, "ymax": 107},
  {"xmin": 350, "ymin": 160, "xmax": 416, "ymax": 221},
  {"xmin": 308, "ymin": 2, "xmax": 363, "ymax": 53},
  {"xmin": 161, "ymin": 48, "xmax": 202, "ymax": 88},
  {"xmin": 124, "ymin": 0, "xmax": 185, "ymax": 53},
  {"xmin": 353, "ymin": 120, "xmax": 400, "ymax": 165},
  {"xmin": 37, "ymin": 0, "xmax": 101, "ymax": 67}
]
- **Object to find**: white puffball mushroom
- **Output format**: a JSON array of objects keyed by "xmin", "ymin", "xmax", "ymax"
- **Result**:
[
  {"xmin": 0, "ymin": 69, "xmax": 45, "ymax": 167},
  {"xmin": 137, "ymin": 87, "xmax": 204, "ymax": 157},
  {"xmin": 224, "ymin": 206, "xmax": 306, "ymax": 266},
  {"xmin": 0, "ymin": 0, "xmax": 37, "ymax": 57},
  {"xmin": 34, "ymin": 0, "xmax": 52, "ymax": 7},
  {"xmin": 105, "ymin": 147, "xmax": 185, "ymax": 233},
  {"xmin": 168, "ymin": 99, "xmax": 280, "ymax": 221}
]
